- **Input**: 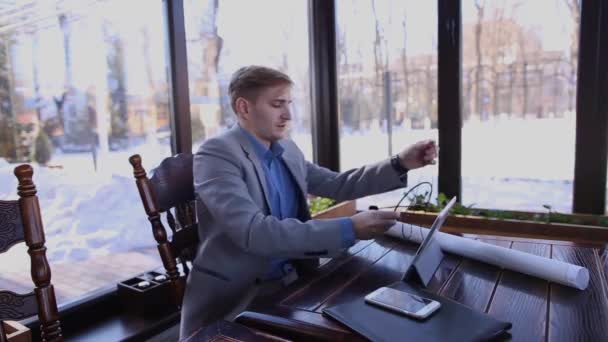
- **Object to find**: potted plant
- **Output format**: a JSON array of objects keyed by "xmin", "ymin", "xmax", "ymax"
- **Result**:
[
  {"xmin": 399, "ymin": 193, "xmax": 608, "ymax": 244},
  {"xmin": 309, "ymin": 197, "xmax": 356, "ymax": 219}
]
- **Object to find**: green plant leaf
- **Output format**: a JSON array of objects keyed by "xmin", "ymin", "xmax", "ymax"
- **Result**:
[
  {"xmin": 309, "ymin": 197, "xmax": 336, "ymax": 215},
  {"xmin": 437, "ymin": 192, "xmax": 448, "ymax": 209}
]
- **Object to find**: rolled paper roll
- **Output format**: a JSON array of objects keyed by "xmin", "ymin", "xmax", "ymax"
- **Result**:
[{"xmin": 385, "ymin": 224, "xmax": 589, "ymax": 290}]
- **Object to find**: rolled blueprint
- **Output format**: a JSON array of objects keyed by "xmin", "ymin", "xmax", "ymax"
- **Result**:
[{"xmin": 385, "ymin": 224, "xmax": 589, "ymax": 290}]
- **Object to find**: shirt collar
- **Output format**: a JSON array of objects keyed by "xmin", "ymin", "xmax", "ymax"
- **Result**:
[{"xmin": 238, "ymin": 125, "xmax": 284, "ymax": 162}]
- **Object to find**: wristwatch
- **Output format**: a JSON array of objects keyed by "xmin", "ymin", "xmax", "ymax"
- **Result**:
[{"xmin": 390, "ymin": 154, "xmax": 409, "ymax": 183}]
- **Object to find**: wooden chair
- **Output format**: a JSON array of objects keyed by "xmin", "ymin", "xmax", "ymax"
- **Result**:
[
  {"xmin": 0, "ymin": 165, "xmax": 62, "ymax": 342},
  {"xmin": 129, "ymin": 153, "xmax": 199, "ymax": 309}
]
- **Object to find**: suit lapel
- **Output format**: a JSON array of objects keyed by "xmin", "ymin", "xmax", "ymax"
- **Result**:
[
  {"xmin": 279, "ymin": 142, "xmax": 311, "ymax": 220},
  {"xmin": 280, "ymin": 149, "xmax": 307, "ymax": 198},
  {"xmin": 233, "ymin": 126, "xmax": 272, "ymax": 212}
]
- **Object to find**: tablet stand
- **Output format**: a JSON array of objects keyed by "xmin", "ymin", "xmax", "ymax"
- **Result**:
[{"xmin": 402, "ymin": 236, "xmax": 444, "ymax": 287}]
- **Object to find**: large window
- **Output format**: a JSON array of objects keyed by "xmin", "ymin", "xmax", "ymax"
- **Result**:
[
  {"xmin": 461, "ymin": 0, "xmax": 579, "ymax": 213},
  {"xmin": 184, "ymin": 0, "xmax": 313, "ymax": 159},
  {"xmin": 0, "ymin": 0, "xmax": 169, "ymax": 305},
  {"xmin": 336, "ymin": 0, "xmax": 438, "ymax": 209}
]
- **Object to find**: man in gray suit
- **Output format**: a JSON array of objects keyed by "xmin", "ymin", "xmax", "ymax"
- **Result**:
[{"xmin": 180, "ymin": 66, "xmax": 437, "ymax": 338}]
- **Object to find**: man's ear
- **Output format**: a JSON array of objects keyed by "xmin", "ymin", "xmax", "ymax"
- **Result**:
[{"xmin": 235, "ymin": 97, "xmax": 249, "ymax": 119}]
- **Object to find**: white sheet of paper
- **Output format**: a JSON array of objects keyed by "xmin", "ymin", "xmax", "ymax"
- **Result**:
[{"xmin": 385, "ymin": 224, "xmax": 589, "ymax": 290}]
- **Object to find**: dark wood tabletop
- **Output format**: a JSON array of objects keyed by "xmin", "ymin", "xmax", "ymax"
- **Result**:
[
  {"xmin": 235, "ymin": 235, "xmax": 608, "ymax": 342},
  {"xmin": 182, "ymin": 319, "xmax": 290, "ymax": 342}
]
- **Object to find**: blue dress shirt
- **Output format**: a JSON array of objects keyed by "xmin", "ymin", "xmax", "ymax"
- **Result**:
[{"xmin": 239, "ymin": 127, "xmax": 355, "ymax": 280}]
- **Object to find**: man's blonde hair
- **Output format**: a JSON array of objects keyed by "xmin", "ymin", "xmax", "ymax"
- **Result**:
[{"xmin": 228, "ymin": 66, "xmax": 293, "ymax": 113}]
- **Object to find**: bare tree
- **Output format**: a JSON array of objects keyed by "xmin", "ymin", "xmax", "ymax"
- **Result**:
[
  {"xmin": 337, "ymin": 18, "xmax": 371, "ymax": 131},
  {"xmin": 58, "ymin": 14, "xmax": 72, "ymax": 89},
  {"xmin": 55, "ymin": 13, "xmax": 74, "ymax": 136},
  {"xmin": 186, "ymin": 0, "xmax": 225, "ymax": 141},
  {"xmin": 400, "ymin": 13, "xmax": 409, "ymax": 125},
  {"xmin": 103, "ymin": 22, "xmax": 128, "ymax": 140},
  {"xmin": 518, "ymin": 30, "xmax": 529, "ymax": 117},
  {"xmin": 507, "ymin": 62, "xmax": 515, "ymax": 117},
  {"xmin": 425, "ymin": 55, "xmax": 434, "ymax": 127},
  {"xmin": 552, "ymin": 62, "xmax": 560, "ymax": 115},
  {"xmin": 490, "ymin": 6, "xmax": 506, "ymax": 118},
  {"xmin": 0, "ymin": 37, "xmax": 17, "ymax": 160},
  {"xmin": 206, "ymin": 0, "xmax": 226, "ymax": 126},
  {"xmin": 371, "ymin": 0, "xmax": 388, "ymax": 121},
  {"xmin": 337, "ymin": 26, "xmax": 354, "ymax": 128},
  {"xmin": 141, "ymin": 28, "xmax": 157, "ymax": 98},
  {"xmin": 463, "ymin": 68, "xmax": 474, "ymax": 119},
  {"xmin": 536, "ymin": 65, "xmax": 545, "ymax": 118},
  {"xmin": 564, "ymin": 0, "xmax": 579, "ymax": 113},
  {"xmin": 141, "ymin": 27, "xmax": 163, "ymax": 137},
  {"xmin": 31, "ymin": 27, "xmax": 42, "ymax": 123},
  {"xmin": 371, "ymin": 0, "xmax": 382, "ymax": 87},
  {"xmin": 279, "ymin": 21, "xmax": 291, "ymax": 73},
  {"xmin": 473, "ymin": 0, "xmax": 485, "ymax": 120}
]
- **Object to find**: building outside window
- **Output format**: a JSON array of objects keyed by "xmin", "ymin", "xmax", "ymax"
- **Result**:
[
  {"xmin": 0, "ymin": 0, "xmax": 171, "ymax": 305},
  {"xmin": 336, "ymin": 0, "xmax": 438, "ymax": 210},
  {"xmin": 184, "ymin": 0, "xmax": 313, "ymax": 159},
  {"xmin": 461, "ymin": 0, "xmax": 579, "ymax": 213}
]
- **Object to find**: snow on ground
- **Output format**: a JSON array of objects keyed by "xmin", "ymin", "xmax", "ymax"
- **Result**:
[
  {"xmin": 340, "ymin": 115, "xmax": 580, "ymax": 213},
  {"xmin": 0, "ymin": 141, "xmax": 171, "ymax": 268},
  {"xmin": 0, "ymin": 117, "xmax": 601, "ymax": 268}
]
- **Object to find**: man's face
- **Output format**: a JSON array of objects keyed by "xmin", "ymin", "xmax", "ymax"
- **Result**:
[{"xmin": 241, "ymin": 84, "xmax": 292, "ymax": 145}]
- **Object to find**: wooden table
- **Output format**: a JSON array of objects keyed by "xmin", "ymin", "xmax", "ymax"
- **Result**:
[
  {"xmin": 182, "ymin": 320, "xmax": 289, "ymax": 342},
  {"xmin": 236, "ymin": 235, "xmax": 608, "ymax": 341}
]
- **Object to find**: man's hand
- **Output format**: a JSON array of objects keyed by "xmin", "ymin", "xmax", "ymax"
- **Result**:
[
  {"xmin": 351, "ymin": 210, "xmax": 400, "ymax": 240},
  {"xmin": 398, "ymin": 139, "xmax": 438, "ymax": 170}
]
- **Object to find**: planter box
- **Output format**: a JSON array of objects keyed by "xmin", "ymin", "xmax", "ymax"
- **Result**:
[
  {"xmin": 2, "ymin": 321, "xmax": 31, "ymax": 342},
  {"xmin": 311, "ymin": 200, "xmax": 356, "ymax": 219},
  {"xmin": 400, "ymin": 209, "xmax": 608, "ymax": 244}
]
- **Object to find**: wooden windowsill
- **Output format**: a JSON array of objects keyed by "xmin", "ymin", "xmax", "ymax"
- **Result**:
[{"xmin": 22, "ymin": 272, "xmax": 180, "ymax": 341}]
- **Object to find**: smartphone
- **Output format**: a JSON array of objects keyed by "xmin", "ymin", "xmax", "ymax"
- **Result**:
[{"xmin": 364, "ymin": 287, "xmax": 441, "ymax": 319}]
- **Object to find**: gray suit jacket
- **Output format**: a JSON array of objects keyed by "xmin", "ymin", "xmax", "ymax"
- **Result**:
[{"xmin": 180, "ymin": 125, "xmax": 407, "ymax": 338}]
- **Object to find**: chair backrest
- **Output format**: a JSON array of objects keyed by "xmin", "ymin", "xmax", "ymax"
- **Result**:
[
  {"xmin": 128, "ymin": 153, "xmax": 199, "ymax": 308},
  {"xmin": 0, "ymin": 164, "xmax": 62, "ymax": 342}
]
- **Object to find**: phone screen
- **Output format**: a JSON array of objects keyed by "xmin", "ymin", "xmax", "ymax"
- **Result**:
[{"xmin": 369, "ymin": 288, "xmax": 434, "ymax": 313}]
